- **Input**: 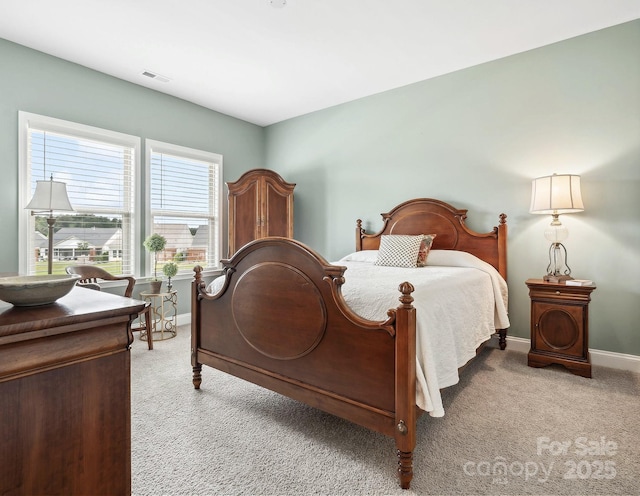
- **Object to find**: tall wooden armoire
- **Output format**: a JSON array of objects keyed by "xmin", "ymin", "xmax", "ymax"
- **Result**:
[{"xmin": 227, "ymin": 169, "xmax": 295, "ymax": 256}]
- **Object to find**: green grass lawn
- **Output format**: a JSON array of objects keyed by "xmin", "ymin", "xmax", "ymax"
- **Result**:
[
  {"xmin": 35, "ymin": 261, "xmax": 124, "ymax": 276},
  {"xmin": 36, "ymin": 260, "xmax": 196, "ymax": 276}
]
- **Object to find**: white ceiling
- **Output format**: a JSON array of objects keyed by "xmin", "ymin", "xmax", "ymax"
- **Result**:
[{"xmin": 2, "ymin": 0, "xmax": 640, "ymax": 126}]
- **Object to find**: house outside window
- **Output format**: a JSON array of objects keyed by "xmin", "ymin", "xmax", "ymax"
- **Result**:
[
  {"xmin": 19, "ymin": 112, "xmax": 140, "ymax": 276},
  {"xmin": 146, "ymin": 140, "xmax": 223, "ymax": 276}
]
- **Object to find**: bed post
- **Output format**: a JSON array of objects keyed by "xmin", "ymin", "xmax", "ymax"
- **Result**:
[
  {"xmin": 355, "ymin": 219, "xmax": 364, "ymax": 251},
  {"xmin": 394, "ymin": 282, "xmax": 416, "ymax": 490},
  {"xmin": 497, "ymin": 213, "xmax": 508, "ymax": 280},
  {"xmin": 191, "ymin": 266, "xmax": 203, "ymax": 389}
]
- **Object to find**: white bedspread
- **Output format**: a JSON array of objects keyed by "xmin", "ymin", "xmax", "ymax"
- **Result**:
[
  {"xmin": 207, "ymin": 249, "xmax": 509, "ymax": 417},
  {"xmin": 335, "ymin": 249, "xmax": 509, "ymax": 417}
]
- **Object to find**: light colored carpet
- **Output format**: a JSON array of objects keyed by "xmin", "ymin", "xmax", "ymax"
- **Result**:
[{"xmin": 131, "ymin": 326, "xmax": 640, "ymax": 496}]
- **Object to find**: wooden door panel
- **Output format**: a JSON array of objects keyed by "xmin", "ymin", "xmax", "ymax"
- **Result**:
[
  {"xmin": 263, "ymin": 180, "xmax": 293, "ymax": 238},
  {"xmin": 532, "ymin": 302, "xmax": 585, "ymax": 357},
  {"xmin": 229, "ymin": 181, "xmax": 260, "ymax": 255}
]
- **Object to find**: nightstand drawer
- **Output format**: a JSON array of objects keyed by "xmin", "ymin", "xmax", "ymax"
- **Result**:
[{"xmin": 528, "ymin": 286, "xmax": 593, "ymax": 303}]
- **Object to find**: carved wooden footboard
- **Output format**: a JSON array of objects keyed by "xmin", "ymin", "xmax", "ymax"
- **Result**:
[{"xmin": 191, "ymin": 238, "xmax": 420, "ymax": 489}]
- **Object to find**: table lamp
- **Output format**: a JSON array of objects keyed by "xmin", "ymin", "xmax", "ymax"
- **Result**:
[
  {"xmin": 25, "ymin": 175, "xmax": 74, "ymax": 274},
  {"xmin": 530, "ymin": 173, "xmax": 584, "ymax": 282}
]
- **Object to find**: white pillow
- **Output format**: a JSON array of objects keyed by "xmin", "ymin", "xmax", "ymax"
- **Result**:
[
  {"xmin": 426, "ymin": 250, "xmax": 480, "ymax": 266},
  {"xmin": 374, "ymin": 235, "xmax": 423, "ymax": 268},
  {"xmin": 338, "ymin": 250, "xmax": 379, "ymax": 263}
]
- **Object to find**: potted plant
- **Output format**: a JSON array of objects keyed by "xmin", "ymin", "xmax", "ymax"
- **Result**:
[
  {"xmin": 162, "ymin": 261, "xmax": 179, "ymax": 291},
  {"xmin": 143, "ymin": 233, "xmax": 167, "ymax": 293}
]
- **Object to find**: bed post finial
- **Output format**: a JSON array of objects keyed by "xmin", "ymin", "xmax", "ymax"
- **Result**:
[{"xmin": 398, "ymin": 282, "xmax": 415, "ymax": 308}]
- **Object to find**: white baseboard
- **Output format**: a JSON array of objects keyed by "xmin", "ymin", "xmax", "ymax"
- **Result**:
[
  {"xmin": 501, "ymin": 336, "xmax": 640, "ymax": 374},
  {"xmin": 178, "ymin": 313, "xmax": 191, "ymax": 325}
]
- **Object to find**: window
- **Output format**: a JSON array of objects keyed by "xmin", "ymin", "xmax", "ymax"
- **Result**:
[
  {"xmin": 146, "ymin": 140, "xmax": 223, "ymax": 276},
  {"xmin": 19, "ymin": 112, "xmax": 140, "ymax": 276}
]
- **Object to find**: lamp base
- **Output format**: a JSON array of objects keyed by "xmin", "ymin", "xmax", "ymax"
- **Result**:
[
  {"xmin": 543, "ymin": 274, "xmax": 574, "ymax": 283},
  {"xmin": 544, "ymin": 242, "xmax": 573, "ymax": 284}
]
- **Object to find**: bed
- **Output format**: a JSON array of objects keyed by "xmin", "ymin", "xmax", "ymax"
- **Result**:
[{"xmin": 190, "ymin": 198, "xmax": 508, "ymax": 489}]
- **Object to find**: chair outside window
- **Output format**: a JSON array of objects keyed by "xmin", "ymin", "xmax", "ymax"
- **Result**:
[{"xmin": 65, "ymin": 265, "xmax": 154, "ymax": 350}]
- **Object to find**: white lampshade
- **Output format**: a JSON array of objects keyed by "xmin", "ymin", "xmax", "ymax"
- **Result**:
[
  {"xmin": 530, "ymin": 174, "xmax": 584, "ymax": 215},
  {"xmin": 25, "ymin": 176, "xmax": 74, "ymax": 212}
]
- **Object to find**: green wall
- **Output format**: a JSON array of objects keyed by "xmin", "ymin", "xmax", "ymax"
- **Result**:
[
  {"xmin": 1, "ymin": 20, "xmax": 639, "ymax": 356},
  {"xmin": 0, "ymin": 38, "xmax": 264, "ymax": 314},
  {"xmin": 264, "ymin": 20, "xmax": 640, "ymax": 355}
]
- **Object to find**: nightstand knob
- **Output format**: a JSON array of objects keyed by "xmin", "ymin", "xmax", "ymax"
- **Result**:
[{"xmin": 555, "ymin": 291, "xmax": 561, "ymax": 295}]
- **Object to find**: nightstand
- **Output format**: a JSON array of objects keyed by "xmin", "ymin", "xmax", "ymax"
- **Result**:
[{"xmin": 525, "ymin": 279, "xmax": 596, "ymax": 378}]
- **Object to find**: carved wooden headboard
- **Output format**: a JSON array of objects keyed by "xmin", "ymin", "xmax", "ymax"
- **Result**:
[{"xmin": 355, "ymin": 198, "xmax": 507, "ymax": 279}]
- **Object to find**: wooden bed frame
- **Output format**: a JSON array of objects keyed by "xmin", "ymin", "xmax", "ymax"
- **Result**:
[{"xmin": 191, "ymin": 198, "xmax": 508, "ymax": 489}]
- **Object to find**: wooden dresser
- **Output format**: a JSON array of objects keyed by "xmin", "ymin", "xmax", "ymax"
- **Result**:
[
  {"xmin": 0, "ymin": 286, "xmax": 146, "ymax": 496},
  {"xmin": 227, "ymin": 168, "xmax": 295, "ymax": 257}
]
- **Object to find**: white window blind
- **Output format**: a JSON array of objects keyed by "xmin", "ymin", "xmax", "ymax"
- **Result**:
[
  {"xmin": 19, "ymin": 112, "xmax": 139, "ymax": 276},
  {"xmin": 146, "ymin": 140, "xmax": 223, "ymax": 275}
]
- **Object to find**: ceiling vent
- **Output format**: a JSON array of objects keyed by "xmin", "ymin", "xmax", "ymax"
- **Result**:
[{"xmin": 141, "ymin": 71, "xmax": 171, "ymax": 83}]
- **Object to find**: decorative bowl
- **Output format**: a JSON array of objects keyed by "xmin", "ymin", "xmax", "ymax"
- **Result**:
[{"xmin": 0, "ymin": 274, "xmax": 81, "ymax": 306}]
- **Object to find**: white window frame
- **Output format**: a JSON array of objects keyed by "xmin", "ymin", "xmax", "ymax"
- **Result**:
[
  {"xmin": 18, "ymin": 111, "xmax": 141, "ymax": 276},
  {"xmin": 145, "ymin": 139, "xmax": 223, "ymax": 278}
]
